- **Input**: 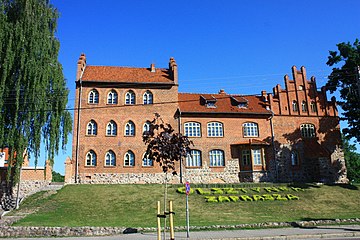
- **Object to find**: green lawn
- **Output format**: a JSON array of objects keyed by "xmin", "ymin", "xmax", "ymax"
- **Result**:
[{"xmin": 11, "ymin": 183, "xmax": 360, "ymax": 228}]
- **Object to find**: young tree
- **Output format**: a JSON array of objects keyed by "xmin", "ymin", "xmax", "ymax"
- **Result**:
[
  {"xmin": 0, "ymin": 0, "xmax": 72, "ymax": 183},
  {"xmin": 343, "ymin": 136, "xmax": 360, "ymax": 183},
  {"xmin": 142, "ymin": 114, "xmax": 192, "ymax": 178},
  {"xmin": 326, "ymin": 39, "xmax": 360, "ymax": 142}
]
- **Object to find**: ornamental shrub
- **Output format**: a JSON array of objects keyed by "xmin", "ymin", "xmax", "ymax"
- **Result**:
[
  {"xmin": 291, "ymin": 187, "xmax": 304, "ymax": 192},
  {"xmin": 218, "ymin": 196, "xmax": 231, "ymax": 202},
  {"xmin": 229, "ymin": 196, "xmax": 239, "ymax": 202},
  {"xmin": 264, "ymin": 187, "xmax": 280, "ymax": 193},
  {"xmin": 251, "ymin": 187, "xmax": 261, "ymax": 193},
  {"xmin": 211, "ymin": 188, "xmax": 224, "ymax": 194},
  {"xmin": 253, "ymin": 195, "xmax": 265, "ymax": 201},
  {"xmin": 240, "ymin": 195, "xmax": 253, "ymax": 201},
  {"xmin": 286, "ymin": 194, "xmax": 299, "ymax": 200},
  {"xmin": 278, "ymin": 187, "xmax": 289, "ymax": 191},
  {"xmin": 205, "ymin": 196, "xmax": 218, "ymax": 202},
  {"xmin": 262, "ymin": 194, "xmax": 275, "ymax": 201},
  {"xmin": 196, "ymin": 188, "xmax": 211, "ymax": 195},
  {"xmin": 176, "ymin": 187, "xmax": 194, "ymax": 194},
  {"xmin": 272, "ymin": 194, "xmax": 288, "ymax": 201},
  {"xmin": 237, "ymin": 188, "xmax": 248, "ymax": 193},
  {"xmin": 224, "ymin": 188, "xmax": 239, "ymax": 194}
]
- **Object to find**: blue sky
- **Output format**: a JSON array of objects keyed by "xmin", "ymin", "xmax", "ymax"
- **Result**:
[{"xmin": 46, "ymin": 0, "xmax": 360, "ymax": 174}]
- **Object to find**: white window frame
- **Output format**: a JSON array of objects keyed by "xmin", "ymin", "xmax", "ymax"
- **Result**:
[
  {"xmin": 186, "ymin": 150, "xmax": 202, "ymax": 167},
  {"xmin": 125, "ymin": 121, "xmax": 135, "ymax": 136},
  {"xmin": 301, "ymin": 101, "xmax": 307, "ymax": 112},
  {"xmin": 207, "ymin": 122, "xmax": 223, "ymax": 137},
  {"xmin": 125, "ymin": 90, "xmax": 135, "ymax": 105},
  {"xmin": 292, "ymin": 100, "xmax": 298, "ymax": 112},
  {"xmin": 184, "ymin": 122, "xmax": 201, "ymax": 137},
  {"xmin": 107, "ymin": 90, "xmax": 118, "ymax": 104},
  {"xmin": 87, "ymin": 120, "xmax": 97, "ymax": 135},
  {"xmin": 243, "ymin": 122, "xmax": 259, "ymax": 137},
  {"xmin": 142, "ymin": 153, "xmax": 153, "ymax": 167},
  {"xmin": 86, "ymin": 150, "xmax": 96, "ymax": 166},
  {"xmin": 252, "ymin": 149, "xmax": 262, "ymax": 165},
  {"xmin": 124, "ymin": 151, "xmax": 135, "ymax": 166},
  {"xmin": 105, "ymin": 150, "xmax": 116, "ymax": 166},
  {"xmin": 143, "ymin": 121, "xmax": 151, "ymax": 134},
  {"xmin": 88, "ymin": 89, "xmax": 99, "ymax": 104},
  {"xmin": 106, "ymin": 120, "xmax": 117, "ymax": 136},
  {"xmin": 209, "ymin": 149, "xmax": 224, "ymax": 167},
  {"xmin": 143, "ymin": 90, "xmax": 153, "ymax": 105},
  {"xmin": 300, "ymin": 123, "xmax": 316, "ymax": 138}
]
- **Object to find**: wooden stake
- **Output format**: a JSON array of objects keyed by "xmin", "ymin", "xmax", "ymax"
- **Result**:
[
  {"xmin": 157, "ymin": 201, "xmax": 161, "ymax": 240},
  {"xmin": 169, "ymin": 200, "xmax": 175, "ymax": 240}
]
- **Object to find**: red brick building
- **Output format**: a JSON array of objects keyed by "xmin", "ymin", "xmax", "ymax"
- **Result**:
[{"xmin": 66, "ymin": 54, "xmax": 346, "ymax": 184}]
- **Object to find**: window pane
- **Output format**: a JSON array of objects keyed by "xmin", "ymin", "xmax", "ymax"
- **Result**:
[
  {"xmin": 252, "ymin": 149, "xmax": 261, "ymax": 165},
  {"xmin": 209, "ymin": 150, "xmax": 224, "ymax": 166}
]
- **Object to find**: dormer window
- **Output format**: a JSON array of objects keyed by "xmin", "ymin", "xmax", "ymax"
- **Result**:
[
  {"xmin": 231, "ymin": 96, "xmax": 248, "ymax": 108},
  {"xmin": 200, "ymin": 95, "xmax": 217, "ymax": 108},
  {"xmin": 206, "ymin": 101, "xmax": 216, "ymax": 108}
]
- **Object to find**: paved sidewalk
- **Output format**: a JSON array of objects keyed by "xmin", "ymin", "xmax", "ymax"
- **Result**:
[{"xmin": 3, "ymin": 224, "xmax": 360, "ymax": 239}]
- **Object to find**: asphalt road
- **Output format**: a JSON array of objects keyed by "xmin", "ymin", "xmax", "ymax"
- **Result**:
[{"xmin": 2, "ymin": 224, "xmax": 360, "ymax": 239}]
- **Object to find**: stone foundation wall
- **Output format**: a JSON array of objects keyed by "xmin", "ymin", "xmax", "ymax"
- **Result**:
[{"xmin": 12, "ymin": 180, "xmax": 51, "ymax": 199}]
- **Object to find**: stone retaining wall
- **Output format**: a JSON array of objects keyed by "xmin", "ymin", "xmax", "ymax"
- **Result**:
[{"xmin": 1, "ymin": 218, "xmax": 359, "ymax": 237}]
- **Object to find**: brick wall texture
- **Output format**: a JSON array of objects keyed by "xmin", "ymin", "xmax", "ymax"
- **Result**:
[{"xmin": 66, "ymin": 54, "xmax": 347, "ymax": 184}]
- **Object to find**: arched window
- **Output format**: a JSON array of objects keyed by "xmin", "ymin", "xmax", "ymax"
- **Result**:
[
  {"xmin": 301, "ymin": 101, "xmax": 307, "ymax": 112},
  {"xmin": 125, "ymin": 121, "xmax": 135, "ymax": 136},
  {"xmin": 243, "ymin": 122, "xmax": 259, "ymax": 137},
  {"xmin": 184, "ymin": 122, "xmax": 201, "ymax": 137},
  {"xmin": 105, "ymin": 150, "xmax": 116, "ymax": 166},
  {"xmin": 291, "ymin": 150, "xmax": 299, "ymax": 166},
  {"xmin": 88, "ymin": 89, "xmax": 99, "ymax": 104},
  {"xmin": 209, "ymin": 149, "xmax": 224, "ymax": 167},
  {"xmin": 106, "ymin": 120, "xmax": 117, "ymax": 136},
  {"xmin": 310, "ymin": 101, "xmax": 317, "ymax": 113},
  {"xmin": 143, "ymin": 90, "xmax": 153, "ymax": 105},
  {"xmin": 124, "ymin": 150, "xmax": 135, "ymax": 166},
  {"xmin": 300, "ymin": 123, "xmax": 316, "ymax": 138},
  {"xmin": 292, "ymin": 100, "xmax": 298, "ymax": 112},
  {"xmin": 207, "ymin": 122, "xmax": 223, "ymax": 137},
  {"xmin": 125, "ymin": 90, "xmax": 135, "ymax": 105},
  {"xmin": 143, "ymin": 121, "xmax": 151, "ymax": 134},
  {"xmin": 186, "ymin": 150, "xmax": 202, "ymax": 167},
  {"xmin": 86, "ymin": 150, "xmax": 96, "ymax": 166},
  {"xmin": 142, "ymin": 153, "xmax": 153, "ymax": 167},
  {"xmin": 87, "ymin": 120, "xmax": 97, "ymax": 135},
  {"xmin": 107, "ymin": 90, "xmax": 118, "ymax": 104}
]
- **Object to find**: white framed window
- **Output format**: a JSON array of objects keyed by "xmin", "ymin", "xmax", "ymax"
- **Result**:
[
  {"xmin": 243, "ymin": 122, "xmax": 258, "ymax": 137},
  {"xmin": 86, "ymin": 150, "xmax": 96, "ymax": 166},
  {"xmin": 124, "ymin": 150, "xmax": 135, "ymax": 166},
  {"xmin": 143, "ymin": 121, "xmax": 151, "ymax": 134},
  {"xmin": 184, "ymin": 122, "xmax": 201, "ymax": 137},
  {"xmin": 252, "ymin": 149, "xmax": 262, "ymax": 165},
  {"xmin": 142, "ymin": 153, "xmax": 153, "ymax": 166},
  {"xmin": 125, "ymin": 121, "xmax": 135, "ymax": 136},
  {"xmin": 301, "ymin": 101, "xmax": 307, "ymax": 112},
  {"xmin": 106, "ymin": 120, "xmax": 117, "ymax": 136},
  {"xmin": 88, "ymin": 89, "xmax": 99, "ymax": 104},
  {"xmin": 125, "ymin": 90, "xmax": 135, "ymax": 105},
  {"xmin": 143, "ymin": 90, "xmax": 153, "ymax": 105},
  {"xmin": 207, "ymin": 122, "xmax": 223, "ymax": 137},
  {"xmin": 310, "ymin": 101, "xmax": 317, "ymax": 113},
  {"xmin": 107, "ymin": 90, "xmax": 118, "ymax": 104},
  {"xmin": 186, "ymin": 150, "xmax": 202, "ymax": 167},
  {"xmin": 209, "ymin": 149, "xmax": 224, "ymax": 167},
  {"xmin": 291, "ymin": 150, "xmax": 299, "ymax": 166},
  {"xmin": 300, "ymin": 123, "xmax": 316, "ymax": 138},
  {"xmin": 242, "ymin": 150, "xmax": 251, "ymax": 165},
  {"xmin": 87, "ymin": 120, "xmax": 97, "ymax": 135},
  {"xmin": 105, "ymin": 150, "xmax": 116, "ymax": 166},
  {"xmin": 292, "ymin": 100, "xmax": 298, "ymax": 112}
]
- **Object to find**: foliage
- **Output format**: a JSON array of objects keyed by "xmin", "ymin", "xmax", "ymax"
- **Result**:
[
  {"xmin": 10, "ymin": 184, "xmax": 360, "ymax": 227},
  {"xmin": 342, "ymin": 136, "xmax": 360, "ymax": 182},
  {"xmin": 0, "ymin": 0, "xmax": 72, "ymax": 183},
  {"xmin": 142, "ymin": 114, "xmax": 192, "ymax": 175},
  {"xmin": 51, "ymin": 171, "xmax": 64, "ymax": 182},
  {"xmin": 326, "ymin": 39, "xmax": 360, "ymax": 142}
]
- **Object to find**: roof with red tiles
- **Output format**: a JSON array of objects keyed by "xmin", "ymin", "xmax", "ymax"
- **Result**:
[
  {"xmin": 81, "ymin": 65, "xmax": 174, "ymax": 84},
  {"xmin": 178, "ymin": 92, "xmax": 272, "ymax": 115}
]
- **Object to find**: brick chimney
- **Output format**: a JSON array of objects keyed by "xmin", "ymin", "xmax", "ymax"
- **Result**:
[
  {"xmin": 261, "ymin": 90, "xmax": 267, "ymax": 102},
  {"xmin": 150, "ymin": 63, "xmax": 156, "ymax": 73},
  {"xmin": 76, "ymin": 53, "xmax": 86, "ymax": 81},
  {"xmin": 169, "ymin": 57, "xmax": 178, "ymax": 85},
  {"xmin": 219, "ymin": 89, "xmax": 226, "ymax": 94}
]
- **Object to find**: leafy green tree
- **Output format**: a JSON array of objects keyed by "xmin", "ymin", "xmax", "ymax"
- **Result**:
[
  {"xmin": 326, "ymin": 39, "xmax": 360, "ymax": 142},
  {"xmin": 0, "ymin": 0, "xmax": 72, "ymax": 183},
  {"xmin": 52, "ymin": 170, "xmax": 64, "ymax": 182},
  {"xmin": 343, "ymin": 137, "xmax": 360, "ymax": 183}
]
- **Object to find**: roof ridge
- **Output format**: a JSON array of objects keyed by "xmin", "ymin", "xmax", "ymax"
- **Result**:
[{"xmin": 87, "ymin": 65, "xmax": 168, "ymax": 70}]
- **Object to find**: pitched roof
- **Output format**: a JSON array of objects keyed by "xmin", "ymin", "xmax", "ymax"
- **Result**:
[
  {"xmin": 81, "ymin": 66, "xmax": 174, "ymax": 84},
  {"xmin": 178, "ymin": 92, "xmax": 271, "ymax": 115}
]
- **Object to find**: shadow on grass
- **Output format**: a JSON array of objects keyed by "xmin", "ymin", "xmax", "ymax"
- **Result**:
[
  {"xmin": 287, "ymin": 183, "xmax": 322, "ymax": 189},
  {"xmin": 289, "ymin": 219, "xmax": 360, "ymax": 232},
  {"xmin": 325, "ymin": 183, "xmax": 359, "ymax": 190}
]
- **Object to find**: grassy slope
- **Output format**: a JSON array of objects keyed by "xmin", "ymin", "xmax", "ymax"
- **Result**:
[{"xmin": 11, "ymin": 183, "xmax": 360, "ymax": 227}]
